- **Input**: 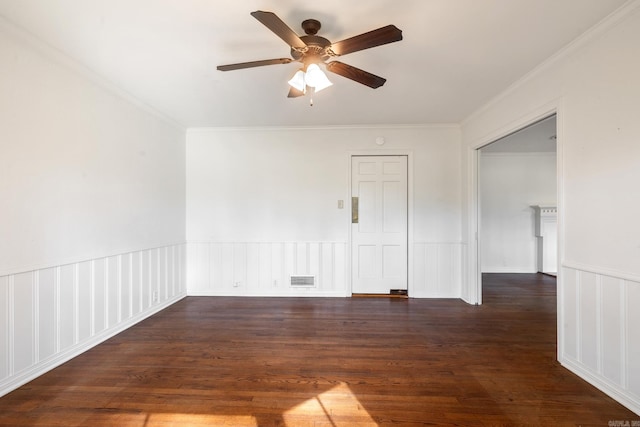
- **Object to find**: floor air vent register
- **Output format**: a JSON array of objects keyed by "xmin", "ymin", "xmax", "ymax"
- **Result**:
[{"xmin": 290, "ymin": 275, "xmax": 315, "ymax": 287}]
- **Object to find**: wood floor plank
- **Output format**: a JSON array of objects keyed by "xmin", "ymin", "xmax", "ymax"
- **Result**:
[{"xmin": 0, "ymin": 273, "xmax": 637, "ymax": 426}]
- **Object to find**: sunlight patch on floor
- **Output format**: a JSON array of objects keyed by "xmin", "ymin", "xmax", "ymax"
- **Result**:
[
  {"xmin": 144, "ymin": 413, "xmax": 258, "ymax": 426},
  {"xmin": 283, "ymin": 382, "xmax": 378, "ymax": 426}
]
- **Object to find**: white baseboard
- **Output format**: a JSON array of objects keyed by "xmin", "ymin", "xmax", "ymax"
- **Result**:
[
  {"xmin": 188, "ymin": 290, "xmax": 349, "ymax": 298},
  {"xmin": 481, "ymin": 268, "xmax": 538, "ymax": 273},
  {"xmin": 560, "ymin": 357, "xmax": 640, "ymax": 416}
]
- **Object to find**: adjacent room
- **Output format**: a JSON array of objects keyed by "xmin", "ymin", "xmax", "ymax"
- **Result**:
[{"xmin": 1, "ymin": 0, "xmax": 639, "ymax": 425}]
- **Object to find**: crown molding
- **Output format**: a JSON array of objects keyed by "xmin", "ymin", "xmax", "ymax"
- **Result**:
[
  {"xmin": 0, "ymin": 15, "xmax": 186, "ymax": 132},
  {"xmin": 461, "ymin": 0, "xmax": 640, "ymax": 127},
  {"xmin": 186, "ymin": 123, "xmax": 461, "ymax": 134}
]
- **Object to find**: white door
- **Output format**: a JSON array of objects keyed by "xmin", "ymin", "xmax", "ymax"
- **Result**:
[{"xmin": 351, "ymin": 156, "xmax": 408, "ymax": 294}]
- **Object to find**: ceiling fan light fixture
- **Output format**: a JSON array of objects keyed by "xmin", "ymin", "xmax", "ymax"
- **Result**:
[
  {"xmin": 287, "ymin": 69, "xmax": 306, "ymax": 92},
  {"xmin": 288, "ymin": 64, "xmax": 332, "ymax": 95},
  {"xmin": 305, "ymin": 63, "xmax": 333, "ymax": 92}
]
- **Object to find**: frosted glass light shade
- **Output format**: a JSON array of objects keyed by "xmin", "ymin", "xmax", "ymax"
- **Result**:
[
  {"xmin": 305, "ymin": 63, "xmax": 333, "ymax": 92},
  {"xmin": 288, "ymin": 69, "xmax": 306, "ymax": 92}
]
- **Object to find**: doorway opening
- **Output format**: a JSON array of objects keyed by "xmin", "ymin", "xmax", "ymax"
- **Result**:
[{"xmin": 477, "ymin": 115, "xmax": 558, "ymax": 301}]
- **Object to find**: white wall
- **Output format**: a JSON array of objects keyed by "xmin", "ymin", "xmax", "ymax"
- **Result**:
[
  {"xmin": 186, "ymin": 126, "xmax": 462, "ymax": 297},
  {"xmin": 0, "ymin": 20, "xmax": 186, "ymax": 396},
  {"xmin": 0, "ymin": 23, "xmax": 186, "ymax": 276},
  {"xmin": 462, "ymin": 2, "xmax": 640, "ymax": 414},
  {"xmin": 480, "ymin": 152, "xmax": 556, "ymax": 272}
]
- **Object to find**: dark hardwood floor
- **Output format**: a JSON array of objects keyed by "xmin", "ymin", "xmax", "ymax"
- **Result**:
[{"xmin": 0, "ymin": 273, "xmax": 637, "ymax": 426}]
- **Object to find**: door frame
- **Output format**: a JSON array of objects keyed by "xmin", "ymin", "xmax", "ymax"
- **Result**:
[
  {"xmin": 466, "ymin": 100, "xmax": 563, "ymax": 308},
  {"xmin": 347, "ymin": 150, "xmax": 414, "ymax": 296}
]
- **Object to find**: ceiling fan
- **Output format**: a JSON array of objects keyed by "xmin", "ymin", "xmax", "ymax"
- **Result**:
[{"xmin": 217, "ymin": 11, "xmax": 403, "ymax": 99}]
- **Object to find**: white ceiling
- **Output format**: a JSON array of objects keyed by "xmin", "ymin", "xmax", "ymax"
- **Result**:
[{"xmin": 0, "ymin": 0, "xmax": 628, "ymax": 128}]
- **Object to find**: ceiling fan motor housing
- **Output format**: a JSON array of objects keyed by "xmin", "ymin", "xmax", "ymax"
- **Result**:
[
  {"xmin": 290, "ymin": 19, "xmax": 333, "ymax": 64},
  {"xmin": 292, "ymin": 35, "xmax": 332, "ymax": 63}
]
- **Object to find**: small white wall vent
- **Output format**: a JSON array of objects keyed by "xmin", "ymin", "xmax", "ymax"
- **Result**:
[{"xmin": 290, "ymin": 275, "xmax": 315, "ymax": 287}]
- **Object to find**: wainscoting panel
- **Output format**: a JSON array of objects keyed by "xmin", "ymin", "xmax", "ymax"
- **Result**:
[
  {"xmin": 78, "ymin": 261, "xmax": 92, "ymax": 344},
  {"xmin": 560, "ymin": 264, "xmax": 640, "ymax": 415},
  {"xmin": 188, "ymin": 241, "xmax": 462, "ymax": 298},
  {"xmin": 628, "ymin": 282, "xmax": 640, "ymax": 400},
  {"xmin": 0, "ymin": 243, "xmax": 186, "ymax": 398},
  {"xmin": 0, "ymin": 276, "xmax": 7, "ymax": 380},
  {"xmin": 13, "ymin": 273, "xmax": 34, "ymax": 374},
  {"xmin": 131, "ymin": 252, "xmax": 142, "ymax": 318},
  {"xmin": 38, "ymin": 268, "xmax": 57, "ymax": 362},
  {"xmin": 120, "ymin": 255, "xmax": 131, "ymax": 323},
  {"xmin": 59, "ymin": 264, "xmax": 75, "ymax": 353},
  {"xmin": 412, "ymin": 242, "xmax": 462, "ymax": 298},
  {"xmin": 562, "ymin": 270, "xmax": 579, "ymax": 360},
  {"xmin": 93, "ymin": 258, "xmax": 106, "ymax": 334},
  {"xmin": 601, "ymin": 275, "xmax": 623, "ymax": 386},
  {"xmin": 579, "ymin": 271, "xmax": 598, "ymax": 373},
  {"xmin": 107, "ymin": 256, "xmax": 119, "ymax": 329},
  {"xmin": 187, "ymin": 242, "xmax": 348, "ymax": 297}
]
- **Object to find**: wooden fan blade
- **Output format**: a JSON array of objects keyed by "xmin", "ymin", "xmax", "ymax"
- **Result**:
[
  {"xmin": 287, "ymin": 86, "xmax": 305, "ymax": 98},
  {"xmin": 330, "ymin": 25, "xmax": 402, "ymax": 56},
  {"xmin": 325, "ymin": 61, "xmax": 386, "ymax": 89},
  {"xmin": 251, "ymin": 11, "xmax": 307, "ymax": 49},
  {"xmin": 217, "ymin": 58, "xmax": 293, "ymax": 71}
]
